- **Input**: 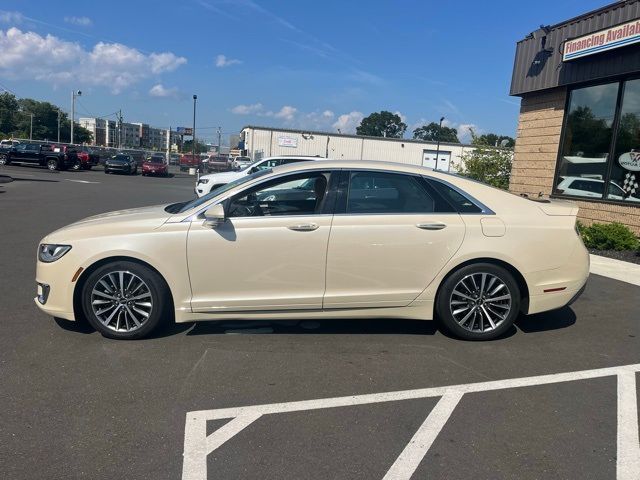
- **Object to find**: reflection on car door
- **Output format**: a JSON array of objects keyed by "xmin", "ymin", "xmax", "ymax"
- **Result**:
[
  {"xmin": 187, "ymin": 170, "xmax": 337, "ymax": 312},
  {"xmin": 324, "ymin": 170, "xmax": 466, "ymax": 309}
]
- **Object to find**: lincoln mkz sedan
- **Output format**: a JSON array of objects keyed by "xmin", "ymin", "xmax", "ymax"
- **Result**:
[{"xmin": 35, "ymin": 161, "xmax": 589, "ymax": 340}]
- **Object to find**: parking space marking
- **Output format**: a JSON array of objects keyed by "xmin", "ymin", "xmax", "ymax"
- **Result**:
[
  {"xmin": 618, "ymin": 371, "xmax": 640, "ymax": 480},
  {"xmin": 382, "ymin": 392, "xmax": 463, "ymax": 480},
  {"xmin": 183, "ymin": 364, "xmax": 640, "ymax": 480},
  {"xmin": 65, "ymin": 179, "xmax": 100, "ymax": 184}
]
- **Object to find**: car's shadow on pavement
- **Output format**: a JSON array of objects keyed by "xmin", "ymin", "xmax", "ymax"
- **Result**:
[{"xmin": 54, "ymin": 307, "xmax": 577, "ymax": 340}]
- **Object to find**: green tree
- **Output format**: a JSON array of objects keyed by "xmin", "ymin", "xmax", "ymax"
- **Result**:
[
  {"xmin": 412, "ymin": 122, "xmax": 459, "ymax": 142},
  {"xmin": 457, "ymin": 130, "xmax": 513, "ymax": 190},
  {"xmin": 475, "ymin": 133, "xmax": 515, "ymax": 148},
  {"xmin": 0, "ymin": 92, "xmax": 19, "ymax": 137},
  {"xmin": 356, "ymin": 111, "xmax": 407, "ymax": 138},
  {"xmin": 15, "ymin": 98, "xmax": 92, "ymax": 144},
  {"xmin": 182, "ymin": 139, "xmax": 208, "ymax": 154}
]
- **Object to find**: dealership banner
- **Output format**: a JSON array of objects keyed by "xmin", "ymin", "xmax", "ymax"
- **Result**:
[
  {"xmin": 563, "ymin": 19, "xmax": 640, "ymax": 61},
  {"xmin": 277, "ymin": 136, "xmax": 298, "ymax": 148}
]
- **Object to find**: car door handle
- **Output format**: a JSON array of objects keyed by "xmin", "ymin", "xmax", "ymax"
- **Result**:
[
  {"xmin": 416, "ymin": 222, "xmax": 447, "ymax": 230},
  {"xmin": 287, "ymin": 223, "xmax": 319, "ymax": 232}
]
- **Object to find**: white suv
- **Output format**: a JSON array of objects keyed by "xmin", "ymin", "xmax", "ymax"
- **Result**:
[{"xmin": 195, "ymin": 156, "xmax": 322, "ymax": 197}]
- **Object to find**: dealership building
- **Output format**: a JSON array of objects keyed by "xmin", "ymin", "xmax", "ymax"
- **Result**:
[
  {"xmin": 510, "ymin": 0, "xmax": 640, "ymax": 233},
  {"xmin": 239, "ymin": 125, "xmax": 476, "ymax": 172}
]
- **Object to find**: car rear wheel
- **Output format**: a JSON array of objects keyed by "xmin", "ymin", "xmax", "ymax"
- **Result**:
[
  {"xmin": 81, "ymin": 261, "xmax": 170, "ymax": 339},
  {"xmin": 46, "ymin": 159, "xmax": 58, "ymax": 171},
  {"xmin": 71, "ymin": 161, "xmax": 82, "ymax": 171},
  {"xmin": 0, "ymin": 154, "xmax": 8, "ymax": 165},
  {"xmin": 436, "ymin": 263, "xmax": 520, "ymax": 340}
]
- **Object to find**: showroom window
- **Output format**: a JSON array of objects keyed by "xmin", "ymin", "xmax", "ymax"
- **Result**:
[{"xmin": 554, "ymin": 79, "xmax": 640, "ymax": 204}]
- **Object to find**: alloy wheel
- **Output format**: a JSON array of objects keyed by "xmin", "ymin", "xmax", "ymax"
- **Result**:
[
  {"xmin": 90, "ymin": 270, "xmax": 153, "ymax": 333},
  {"xmin": 449, "ymin": 272, "xmax": 512, "ymax": 333}
]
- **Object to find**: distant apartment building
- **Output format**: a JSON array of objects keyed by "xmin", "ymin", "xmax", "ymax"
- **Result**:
[{"xmin": 80, "ymin": 117, "xmax": 182, "ymax": 151}]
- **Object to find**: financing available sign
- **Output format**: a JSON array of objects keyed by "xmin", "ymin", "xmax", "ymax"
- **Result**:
[
  {"xmin": 277, "ymin": 136, "xmax": 298, "ymax": 148},
  {"xmin": 564, "ymin": 19, "xmax": 640, "ymax": 61}
]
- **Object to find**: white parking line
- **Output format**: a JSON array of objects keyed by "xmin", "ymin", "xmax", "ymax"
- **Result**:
[
  {"xmin": 182, "ymin": 364, "xmax": 640, "ymax": 480},
  {"xmin": 65, "ymin": 179, "xmax": 100, "ymax": 184}
]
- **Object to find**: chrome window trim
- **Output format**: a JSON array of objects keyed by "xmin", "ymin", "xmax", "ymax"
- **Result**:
[
  {"xmin": 423, "ymin": 175, "xmax": 495, "ymax": 215},
  {"xmin": 181, "ymin": 165, "xmax": 495, "ymax": 221}
]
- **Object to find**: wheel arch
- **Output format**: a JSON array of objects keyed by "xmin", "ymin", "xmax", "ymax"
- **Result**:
[
  {"xmin": 435, "ymin": 257, "xmax": 530, "ymax": 314},
  {"xmin": 72, "ymin": 255, "xmax": 175, "ymax": 322}
]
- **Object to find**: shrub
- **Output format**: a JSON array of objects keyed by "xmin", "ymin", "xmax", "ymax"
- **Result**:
[{"xmin": 577, "ymin": 221, "xmax": 640, "ymax": 251}]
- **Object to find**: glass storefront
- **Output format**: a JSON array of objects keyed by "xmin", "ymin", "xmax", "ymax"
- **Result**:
[{"xmin": 554, "ymin": 79, "xmax": 640, "ymax": 204}]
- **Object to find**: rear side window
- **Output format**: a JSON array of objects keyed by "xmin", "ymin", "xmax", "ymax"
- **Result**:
[
  {"xmin": 346, "ymin": 171, "xmax": 435, "ymax": 214},
  {"xmin": 428, "ymin": 179, "xmax": 483, "ymax": 213}
]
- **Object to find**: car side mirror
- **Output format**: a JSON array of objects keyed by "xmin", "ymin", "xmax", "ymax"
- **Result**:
[{"xmin": 203, "ymin": 204, "xmax": 226, "ymax": 228}]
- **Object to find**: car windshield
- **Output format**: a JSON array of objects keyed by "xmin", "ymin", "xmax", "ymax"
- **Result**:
[
  {"xmin": 112, "ymin": 154, "xmax": 130, "ymax": 161},
  {"xmin": 168, "ymin": 169, "xmax": 272, "ymax": 214},
  {"xmin": 149, "ymin": 157, "xmax": 164, "ymax": 163}
]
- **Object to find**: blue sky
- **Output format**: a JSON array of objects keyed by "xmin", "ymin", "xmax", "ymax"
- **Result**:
[{"xmin": 0, "ymin": 0, "xmax": 605, "ymax": 143}]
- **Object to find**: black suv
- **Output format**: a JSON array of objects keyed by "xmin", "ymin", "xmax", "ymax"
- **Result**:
[{"xmin": 0, "ymin": 143, "xmax": 74, "ymax": 171}]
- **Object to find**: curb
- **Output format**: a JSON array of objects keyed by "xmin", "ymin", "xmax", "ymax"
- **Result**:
[{"xmin": 589, "ymin": 254, "xmax": 640, "ymax": 287}]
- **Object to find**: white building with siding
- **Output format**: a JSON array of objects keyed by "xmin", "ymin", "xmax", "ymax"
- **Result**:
[{"xmin": 240, "ymin": 125, "xmax": 476, "ymax": 172}]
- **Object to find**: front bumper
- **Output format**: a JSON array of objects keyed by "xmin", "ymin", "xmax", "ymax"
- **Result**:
[
  {"xmin": 105, "ymin": 164, "xmax": 132, "ymax": 173},
  {"xmin": 34, "ymin": 257, "xmax": 77, "ymax": 320}
]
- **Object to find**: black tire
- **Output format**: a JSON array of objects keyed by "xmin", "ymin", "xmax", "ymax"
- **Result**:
[
  {"xmin": 84, "ymin": 165, "xmax": 92, "ymax": 170},
  {"xmin": 81, "ymin": 260, "xmax": 171, "ymax": 339},
  {"xmin": 104, "ymin": 169, "xmax": 109, "ymax": 174},
  {"xmin": 46, "ymin": 158, "xmax": 59, "ymax": 171},
  {"xmin": 71, "ymin": 160, "xmax": 82, "ymax": 171},
  {"xmin": 435, "ymin": 263, "xmax": 520, "ymax": 341},
  {"xmin": 0, "ymin": 154, "xmax": 9, "ymax": 166}
]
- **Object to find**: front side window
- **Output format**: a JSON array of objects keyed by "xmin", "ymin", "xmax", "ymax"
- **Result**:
[
  {"xmin": 608, "ymin": 79, "xmax": 640, "ymax": 203},
  {"xmin": 346, "ymin": 171, "xmax": 435, "ymax": 214},
  {"xmin": 228, "ymin": 172, "xmax": 330, "ymax": 218},
  {"xmin": 555, "ymin": 83, "xmax": 619, "ymax": 199}
]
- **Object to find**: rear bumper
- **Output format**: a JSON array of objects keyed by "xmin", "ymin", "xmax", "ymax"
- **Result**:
[{"xmin": 526, "ymin": 241, "xmax": 590, "ymax": 315}]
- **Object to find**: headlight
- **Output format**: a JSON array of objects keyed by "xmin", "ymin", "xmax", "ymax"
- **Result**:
[
  {"xmin": 38, "ymin": 244, "xmax": 71, "ymax": 263},
  {"xmin": 198, "ymin": 178, "xmax": 210, "ymax": 184}
]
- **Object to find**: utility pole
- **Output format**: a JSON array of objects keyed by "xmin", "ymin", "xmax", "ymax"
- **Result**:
[
  {"xmin": 117, "ymin": 109, "xmax": 123, "ymax": 149},
  {"xmin": 435, "ymin": 116, "xmax": 444, "ymax": 171},
  {"xmin": 57, "ymin": 110, "xmax": 61, "ymax": 143},
  {"xmin": 71, "ymin": 90, "xmax": 82, "ymax": 144},
  {"xmin": 28, "ymin": 113, "xmax": 33, "ymax": 140},
  {"xmin": 217, "ymin": 126, "xmax": 221, "ymax": 157},
  {"xmin": 192, "ymin": 94, "xmax": 197, "ymax": 172}
]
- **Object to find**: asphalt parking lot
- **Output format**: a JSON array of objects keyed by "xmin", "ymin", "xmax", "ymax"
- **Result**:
[{"xmin": 1, "ymin": 164, "xmax": 639, "ymax": 480}]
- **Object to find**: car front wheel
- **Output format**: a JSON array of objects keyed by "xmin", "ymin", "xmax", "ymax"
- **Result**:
[
  {"xmin": 436, "ymin": 263, "xmax": 520, "ymax": 341},
  {"xmin": 81, "ymin": 261, "xmax": 170, "ymax": 339},
  {"xmin": 46, "ymin": 159, "xmax": 59, "ymax": 171},
  {"xmin": 0, "ymin": 154, "xmax": 9, "ymax": 165}
]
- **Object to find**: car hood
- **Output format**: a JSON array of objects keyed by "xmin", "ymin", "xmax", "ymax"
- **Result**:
[
  {"xmin": 44, "ymin": 204, "xmax": 171, "ymax": 243},
  {"xmin": 199, "ymin": 170, "xmax": 246, "ymax": 183},
  {"xmin": 106, "ymin": 159, "xmax": 132, "ymax": 165}
]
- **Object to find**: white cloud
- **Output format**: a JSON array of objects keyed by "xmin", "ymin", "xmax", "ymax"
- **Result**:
[
  {"xmin": 456, "ymin": 123, "xmax": 480, "ymax": 143},
  {"xmin": 394, "ymin": 111, "xmax": 407, "ymax": 124},
  {"xmin": 215, "ymin": 54, "xmax": 242, "ymax": 68},
  {"xmin": 231, "ymin": 103, "xmax": 263, "ymax": 114},
  {"xmin": 64, "ymin": 16, "xmax": 92, "ymax": 27},
  {"xmin": 270, "ymin": 105, "xmax": 297, "ymax": 121},
  {"xmin": 322, "ymin": 110, "xmax": 334, "ymax": 118},
  {"xmin": 0, "ymin": 11, "xmax": 24, "ymax": 24},
  {"xmin": 332, "ymin": 111, "xmax": 364, "ymax": 133},
  {"xmin": 149, "ymin": 84, "xmax": 179, "ymax": 98},
  {"xmin": 0, "ymin": 27, "xmax": 187, "ymax": 93}
]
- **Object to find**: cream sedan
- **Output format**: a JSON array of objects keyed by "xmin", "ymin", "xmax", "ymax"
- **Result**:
[{"xmin": 35, "ymin": 161, "xmax": 589, "ymax": 340}]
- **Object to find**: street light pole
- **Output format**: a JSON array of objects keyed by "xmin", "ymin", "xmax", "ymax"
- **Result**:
[
  {"xmin": 57, "ymin": 110, "xmax": 61, "ymax": 143},
  {"xmin": 192, "ymin": 94, "xmax": 197, "ymax": 173},
  {"xmin": 71, "ymin": 90, "xmax": 82, "ymax": 144},
  {"xmin": 434, "ymin": 116, "xmax": 444, "ymax": 171},
  {"xmin": 29, "ymin": 113, "xmax": 33, "ymax": 140}
]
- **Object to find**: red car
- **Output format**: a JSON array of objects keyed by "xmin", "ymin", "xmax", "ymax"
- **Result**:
[
  {"xmin": 179, "ymin": 153, "xmax": 201, "ymax": 172},
  {"xmin": 52, "ymin": 145, "xmax": 99, "ymax": 170},
  {"xmin": 142, "ymin": 155, "xmax": 169, "ymax": 177}
]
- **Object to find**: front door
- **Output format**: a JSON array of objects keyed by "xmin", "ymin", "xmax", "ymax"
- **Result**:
[
  {"xmin": 324, "ymin": 170, "xmax": 465, "ymax": 309},
  {"xmin": 187, "ymin": 170, "xmax": 336, "ymax": 312}
]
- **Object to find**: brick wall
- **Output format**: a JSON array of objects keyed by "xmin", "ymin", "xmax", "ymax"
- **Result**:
[{"xmin": 510, "ymin": 88, "xmax": 640, "ymax": 235}]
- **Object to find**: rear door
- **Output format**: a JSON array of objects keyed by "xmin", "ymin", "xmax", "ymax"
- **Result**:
[{"xmin": 324, "ymin": 170, "xmax": 465, "ymax": 309}]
